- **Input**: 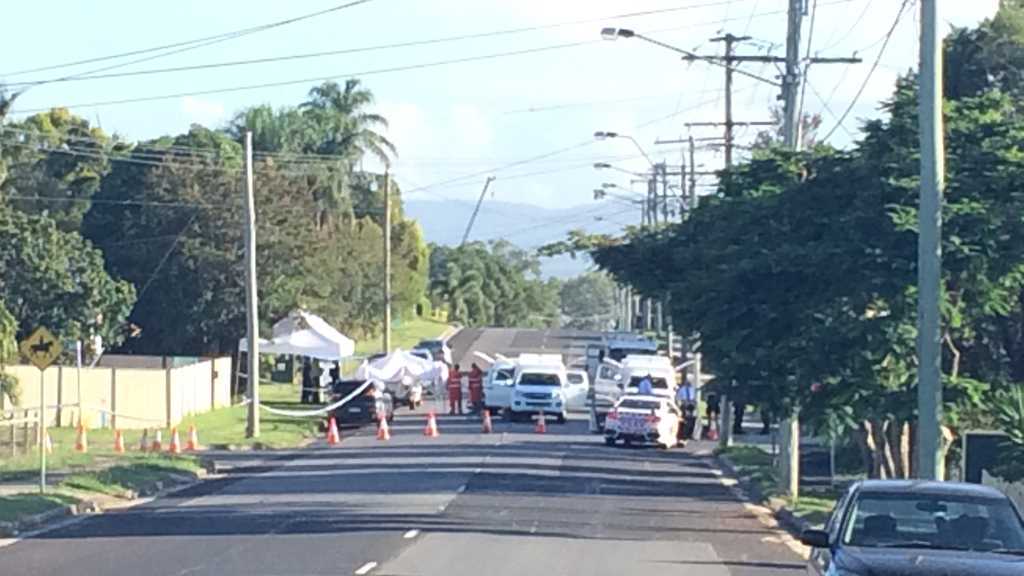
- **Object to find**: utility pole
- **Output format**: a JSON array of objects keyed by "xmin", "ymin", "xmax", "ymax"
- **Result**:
[
  {"xmin": 689, "ymin": 135, "xmax": 698, "ymax": 210},
  {"xmin": 778, "ymin": 0, "xmax": 803, "ymax": 499},
  {"xmin": 243, "ymin": 131, "xmax": 260, "ymax": 439},
  {"xmin": 383, "ymin": 169, "xmax": 392, "ymax": 353},
  {"xmin": 713, "ymin": 33, "xmax": 749, "ymax": 174},
  {"xmin": 917, "ymin": 0, "xmax": 944, "ymax": 481},
  {"xmin": 460, "ymin": 176, "xmax": 496, "ymax": 246}
]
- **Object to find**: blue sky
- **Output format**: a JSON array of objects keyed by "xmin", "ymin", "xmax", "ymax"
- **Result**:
[{"xmin": 2, "ymin": 0, "xmax": 1000, "ymax": 234}]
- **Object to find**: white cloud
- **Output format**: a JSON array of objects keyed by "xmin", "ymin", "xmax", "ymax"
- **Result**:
[
  {"xmin": 179, "ymin": 96, "xmax": 226, "ymax": 127},
  {"xmin": 450, "ymin": 105, "xmax": 493, "ymax": 150}
]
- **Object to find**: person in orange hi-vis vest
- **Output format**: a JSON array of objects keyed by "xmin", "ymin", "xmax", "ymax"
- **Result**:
[
  {"xmin": 447, "ymin": 363, "xmax": 464, "ymax": 415},
  {"xmin": 467, "ymin": 363, "xmax": 485, "ymax": 414}
]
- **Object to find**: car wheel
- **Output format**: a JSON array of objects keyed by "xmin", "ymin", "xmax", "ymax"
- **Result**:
[
  {"xmin": 623, "ymin": 438, "xmax": 633, "ymax": 447},
  {"xmin": 604, "ymin": 436, "xmax": 616, "ymax": 446}
]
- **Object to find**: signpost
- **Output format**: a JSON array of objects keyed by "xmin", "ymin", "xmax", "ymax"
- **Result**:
[{"xmin": 19, "ymin": 326, "xmax": 62, "ymax": 493}]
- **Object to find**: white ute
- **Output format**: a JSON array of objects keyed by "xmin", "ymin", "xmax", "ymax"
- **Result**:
[{"xmin": 508, "ymin": 354, "xmax": 569, "ymax": 423}]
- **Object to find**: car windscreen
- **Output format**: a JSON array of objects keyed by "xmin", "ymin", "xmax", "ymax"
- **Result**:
[
  {"xmin": 567, "ymin": 373, "xmax": 585, "ymax": 384},
  {"xmin": 618, "ymin": 398, "xmax": 660, "ymax": 410},
  {"xmin": 332, "ymin": 380, "xmax": 371, "ymax": 396},
  {"xmin": 842, "ymin": 492, "xmax": 1024, "ymax": 551},
  {"xmin": 629, "ymin": 376, "xmax": 668, "ymax": 389},
  {"xmin": 518, "ymin": 372, "xmax": 561, "ymax": 386},
  {"xmin": 608, "ymin": 347, "xmax": 656, "ymax": 362},
  {"xmin": 495, "ymin": 368, "xmax": 514, "ymax": 381}
]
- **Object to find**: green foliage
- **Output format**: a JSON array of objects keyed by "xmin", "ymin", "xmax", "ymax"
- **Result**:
[
  {"xmin": 0, "ymin": 108, "xmax": 114, "ymax": 232},
  {"xmin": 430, "ymin": 240, "xmax": 559, "ymax": 328},
  {"xmin": 0, "ymin": 299, "xmax": 18, "ymax": 404},
  {"xmin": 0, "ymin": 204, "xmax": 136, "ymax": 350},
  {"xmin": 560, "ymin": 271, "xmax": 616, "ymax": 330},
  {"xmin": 992, "ymin": 385, "xmax": 1024, "ymax": 482}
]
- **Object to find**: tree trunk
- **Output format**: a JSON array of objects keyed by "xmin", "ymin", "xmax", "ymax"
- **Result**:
[
  {"xmin": 886, "ymin": 419, "xmax": 912, "ymax": 479},
  {"xmin": 873, "ymin": 419, "xmax": 895, "ymax": 479},
  {"xmin": 859, "ymin": 420, "xmax": 884, "ymax": 479},
  {"xmin": 855, "ymin": 421, "xmax": 875, "ymax": 477},
  {"xmin": 938, "ymin": 425, "xmax": 955, "ymax": 481}
]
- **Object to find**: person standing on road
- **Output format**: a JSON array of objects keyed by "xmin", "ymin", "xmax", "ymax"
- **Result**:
[
  {"xmin": 447, "ymin": 363, "xmax": 464, "ymax": 415},
  {"xmin": 301, "ymin": 358, "xmax": 313, "ymax": 404},
  {"xmin": 468, "ymin": 363, "xmax": 484, "ymax": 414}
]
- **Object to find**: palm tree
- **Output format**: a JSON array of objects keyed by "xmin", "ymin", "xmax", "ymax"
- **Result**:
[{"xmin": 301, "ymin": 80, "xmax": 397, "ymax": 166}]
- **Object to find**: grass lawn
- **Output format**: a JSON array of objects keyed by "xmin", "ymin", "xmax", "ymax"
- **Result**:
[
  {"xmin": 179, "ymin": 381, "xmax": 322, "ymax": 450},
  {"xmin": 0, "ymin": 493, "xmax": 80, "ymax": 523},
  {"xmin": 1, "ymin": 427, "xmax": 198, "ymax": 481},
  {"xmin": 354, "ymin": 317, "xmax": 451, "ymax": 357},
  {"xmin": 717, "ymin": 444, "xmax": 837, "ymax": 528}
]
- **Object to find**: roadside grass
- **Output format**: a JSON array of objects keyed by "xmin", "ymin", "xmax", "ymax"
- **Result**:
[
  {"xmin": 354, "ymin": 317, "xmax": 451, "ymax": 357},
  {"xmin": 0, "ymin": 493, "xmax": 80, "ymax": 523},
  {"xmin": 716, "ymin": 444, "xmax": 837, "ymax": 528},
  {"xmin": 179, "ymin": 381, "xmax": 321, "ymax": 450},
  {"xmin": 1, "ymin": 427, "xmax": 193, "ymax": 481},
  {"xmin": 61, "ymin": 456, "xmax": 201, "ymax": 497}
]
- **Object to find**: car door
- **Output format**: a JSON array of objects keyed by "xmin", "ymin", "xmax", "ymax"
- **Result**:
[
  {"xmin": 485, "ymin": 367, "xmax": 515, "ymax": 408},
  {"xmin": 593, "ymin": 362, "xmax": 622, "ymax": 404},
  {"xmin": 809, "ymin": 486, "xmax": 854, "ymax": 575},
  {"xmin": 564, "ymin": 371, "xmax": 589, "ymax": 411}
]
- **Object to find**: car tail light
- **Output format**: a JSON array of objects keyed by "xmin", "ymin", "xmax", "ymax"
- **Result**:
[
  {"xmin": 607, "ymin": 410, "xmax": 619, "ymax": 421},
  {"xmin": 646, "ymin": 414, "xmax": 660, "ymax": 424}
]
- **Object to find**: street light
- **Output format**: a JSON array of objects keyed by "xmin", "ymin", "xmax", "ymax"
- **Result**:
[
  {"xmin": 593, "ymin": 131, "xmax": 655, "ymax": 167},
  {"xmin": 600, "ymin": 27, "xmax": 635, "ymax": 40},
  {"xmin": 594, "ymin": 162, "xmax": 646, "ymax": 178}
]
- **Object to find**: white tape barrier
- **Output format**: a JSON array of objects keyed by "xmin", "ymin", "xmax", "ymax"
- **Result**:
[{"xmin": 240, "ymin": 379, "xmax": 375, "ymax": 418}]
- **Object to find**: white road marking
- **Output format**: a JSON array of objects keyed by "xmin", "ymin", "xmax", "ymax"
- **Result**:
[
  {"xmin": 403, "ymin": 529, "xmax": 420, "ymax": 539},
  {"xmin": 354, "ymin": 561, "xmax": 378, "ymax": 575},
  {"xmin": 456, "ymin": 484, "xmax": 467, "ymax": 494}
]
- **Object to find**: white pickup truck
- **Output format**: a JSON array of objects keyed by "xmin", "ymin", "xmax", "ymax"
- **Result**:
[{"xmin": 591, "ymin": 354, "xmax": 677, "ymax": 428}]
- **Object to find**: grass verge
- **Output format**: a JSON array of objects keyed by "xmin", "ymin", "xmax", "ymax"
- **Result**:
[
  {"xmin": 61, "ymin": 456, "xmax": 201, "ymax": 497},
  {"xmin": 354, "ymin": 317, "xmax": 451, "ymax": 357},
  {"xmin": 716, "ymin": 444, "xmax": 837, "ymax": 528},
  {"xmin": 179, "ymin": 382, "xmax": 321, "ymax": 450},
  {"xmin": 0, "ymin": 493, "xmax": 80, "ymax": 524}
]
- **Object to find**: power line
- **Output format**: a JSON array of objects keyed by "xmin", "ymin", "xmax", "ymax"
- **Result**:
[
  {"xmin": 819, "ymin": 0, "xmax": 876, "ymax": 52},
  {"xmin": 4, "ymin": 0, "xmax": 759, "ymax": 88},
  {"xmin": 1, "ymin": 0, "xmax": 377, "ymax": 78},
  {"xmin": 820, "ymin": 0, "xmax": 912, "ymax": 143}
]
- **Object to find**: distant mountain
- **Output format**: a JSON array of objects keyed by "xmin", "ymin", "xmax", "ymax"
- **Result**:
[{"xmin": 404, "ymin": 199, "xmax": 626, "ymax": 278}]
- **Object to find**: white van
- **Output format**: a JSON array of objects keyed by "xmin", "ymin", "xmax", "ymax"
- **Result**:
[
  {"xmin": 619, "ymin": 355, "xmax": 677, "ymax": 399},
  {"xmin": 508, "ymin": 354, "xmax": 570, "ymax": 423}
]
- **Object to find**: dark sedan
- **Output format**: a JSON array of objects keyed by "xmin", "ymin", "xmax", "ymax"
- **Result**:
[
  {"xmin": 330, "ymin": 379, "xmax": 395, "ymax": 428},
  {"xmin": 802, "ymin": 480, "xmax": 1024, "ymax": 575}
]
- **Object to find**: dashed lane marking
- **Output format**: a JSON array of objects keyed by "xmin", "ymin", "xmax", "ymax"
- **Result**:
[
  {"xmin": 403, "ymin": 529, "xmax": 420, "ymax": 539},
  {"xmin": 354, "ymin": 561, "xmax": 378, "ymax": 575},
  {"xmin": 456, "ymin": 484, "xmax": 467, "ymax": 494}
]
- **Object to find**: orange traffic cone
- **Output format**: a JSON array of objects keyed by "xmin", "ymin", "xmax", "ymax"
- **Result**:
[
  {"xmin": 168, "ymin": 427, "xmax": 182, "ymax": 454},
  {"xmin": 139, "ymin": 428, "xmax": 149, "ymax": 452},
  {"xmin": 150, "ymin": 429, "xmax": 163, "ymax": 452},
  {"xmin": 113, "ymin": 429, "xmax": 125, "ymax": 454},
  {"xmin": 481, "ymin": 409, "xmax": 493, "ymax": 434},
  {"xmin": 75, "ymin": 423, "xmax": 89, "ymax": 453},
  {"xmin": 377, "ymin": 415, "xmax": 391, "ymax": 441},
  {"xmin": 186, "ymin": 425, "xmax": 200, "ymax": 451},
  {"xmin": 424, "ymin": 411, "xmax": 440, "ymax": 438},
  {"xmin": 326, "ymin": 416, "xmax": 341, "ymax": 446},
  {"xmin": 43, "ymin": 431, "xmax": 53, "ymax": 455},
  {"xmin": 534, "ymin": 411, "xmax": 547, "ymax": 434}
]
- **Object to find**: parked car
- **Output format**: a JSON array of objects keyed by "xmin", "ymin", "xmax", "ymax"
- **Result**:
[
  {"xmin": 508, "ymin": 354, "xmax": 568, "ymax": 423},
  {"xmin": 564, "ymin": 369, "xmax": 590, "ymax": 412},
  {"xmin": 801, "ymin": 480, "xmax": 1024, "ymax": 576},
  {"xmin": 603, "ymin": 395, "xmax": 681, "ymax": 449},
  {"xmin": 415, "ymin": 339, "xmax": 453, "ymax": 364},
  {"xmin": 330, "ymin": 379, "xmax": 395, "ymax": 428}
]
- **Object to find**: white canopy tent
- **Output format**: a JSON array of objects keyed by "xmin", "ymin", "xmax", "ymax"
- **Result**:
[{"xmin": 238, "ymin": 310, "xmax": 355, "ymax": 361}]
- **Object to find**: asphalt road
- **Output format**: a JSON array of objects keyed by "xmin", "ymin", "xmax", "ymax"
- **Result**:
[{"xmin": 0, "ymin": 328, "xmax": 807, "ymax": 576}]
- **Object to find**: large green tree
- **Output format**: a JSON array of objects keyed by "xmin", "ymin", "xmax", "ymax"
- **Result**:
[{"xmin": 560, "ymin": 272, "xmax": 617, "ymax": 330}]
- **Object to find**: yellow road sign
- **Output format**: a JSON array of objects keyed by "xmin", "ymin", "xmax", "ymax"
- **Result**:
[{"xmin": 19, "ymin": 327, "xmax": 63, "ymax": 370}]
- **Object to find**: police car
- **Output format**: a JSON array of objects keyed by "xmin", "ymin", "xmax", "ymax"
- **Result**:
[{"xmin": 603, "ymin": 395, "xmax": 682, "ymax": 449}]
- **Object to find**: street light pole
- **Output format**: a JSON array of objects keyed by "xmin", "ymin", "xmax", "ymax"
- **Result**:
[
  {"xmin": 917, "ymin": 0, "xmax": 945, "ymax": 481},
  {"xmin": 243, "ymin": 130, "xmax": 260, "ymax": 439}
]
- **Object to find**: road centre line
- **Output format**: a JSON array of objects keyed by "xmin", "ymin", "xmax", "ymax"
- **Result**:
[{"xmin": 354, "ymin": 561, "xmax": 378, "ymax": 575}]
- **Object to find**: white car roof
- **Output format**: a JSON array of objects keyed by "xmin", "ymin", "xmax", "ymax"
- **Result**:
[
  {"xmin": 621, "ymin": 355, "xmax": 673, "ymax": 368},
  {"xmin": 516, "ymin": 363, "xmax": 564, "ymax": 374},
  {"xmin": 516, "ymin": 353, "xmax": 564, "ymax": 366}
]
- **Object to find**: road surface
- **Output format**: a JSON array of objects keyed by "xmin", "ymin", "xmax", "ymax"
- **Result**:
[{"xmin": 0, "ymin": 328, "xmax": 807, "ymax": 576}]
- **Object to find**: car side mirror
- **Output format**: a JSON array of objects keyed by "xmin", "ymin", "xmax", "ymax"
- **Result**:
[{"xmin": 800, "ymin": 529, "xmax": 829, "ymax": 548}]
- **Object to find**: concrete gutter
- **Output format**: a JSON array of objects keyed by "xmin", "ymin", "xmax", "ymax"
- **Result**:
[{"xmin": 716, "ymin": 452, "xmax": 813, "ymax": 537}]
